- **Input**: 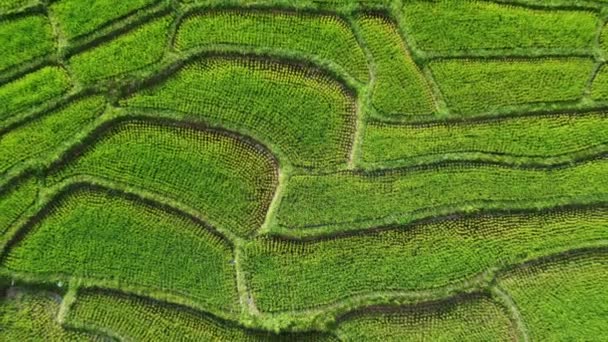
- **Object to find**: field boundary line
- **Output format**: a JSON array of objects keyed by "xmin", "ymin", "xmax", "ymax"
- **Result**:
[{"xmin": 491, "ymin": 286, "xmax": 529, "ymax": 342}]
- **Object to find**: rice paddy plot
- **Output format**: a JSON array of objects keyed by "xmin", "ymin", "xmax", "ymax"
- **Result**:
[
  {"xmin": 0, "ymin": 177, "xmax": 38, "ymax": 239},
  {"xmin": 0, "ymin": 67, "xmax": 72, "ymax": 123},
  {"xmin": 69, "ymin": 17, "xmax": 171, "ymax": 84},
  {"xmin": 336, "ymin": 294, "xmax": 516, "ymax": 341},
  {"xmin": 361, "ymin": 112, "xmax": 608, "ymax": 168},
  {"xmin": 121, "ymin": 58, "xmax": 356, "ymax": 169},
  {"xmin": 498, "ymin": 251, "xmax": 608, "ymax": 341},
  {"xmin": 245, "ymin": 207, "xmax": 608, "ymax": 311},
  {"xmin": 48, "ymin": 120, "xmax": 278, "ymax": 238},
  {"xmin": 276, "ymin": 160, "xmax": 608, "ymax": 233},
  {"xmin": 0, "ymin": 15, "xmax": 55, "ymax": 73},
  {"xmin": 0, "ymin": 288, "xmax": 106, "ymax": 341},
  {"xmin": 356, "ymin": 15, "xmax": 436, "ymax": 118},
  {"xmin": 3, "ymin": 187, "xmax": 239, "ymax": 315},
  {"xmin": 0, "ymin": 96, "xmax": 106, "ymax": 176},
  {"xmin": 402, "ymin": 0, "xmax": 598, "ymax": 54},
  {"xmin": 429, "ymin": 58, "xmax": 593, "ymax": 117},
  {"xmin": 176, "ymin": 10, "xmax": 369, "ymax": 83},
  {"xmin": 66, "ymin": 289, "xmax": 339, "ymax": 342},
  {"xmin": 49, "ymin": 0, "xmax": 163, "ymax": 41}
]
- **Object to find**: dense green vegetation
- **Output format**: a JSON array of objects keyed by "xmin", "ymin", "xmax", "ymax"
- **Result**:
[
  {"xmin": 1, "ymin": 0, "xmax": 607, "ymax": 339},
  {"xmin": 361, "ymin": 112, "xmax": 608, "ymax": 168},
  {"xmin": 48, "ymin": 120, "xmax": 277, "ymax": 238},
  {"xmin": 66, "ymin": 289, "xmax": 338, "ymax": 341},
  {"xmin": 429, "ymin": 58, "xmax": 594, "ymax": 116},
  {"xmin": 276, "ymin": 160, "xmax": 608, "ymax": 233},
  {"xmin": 50, "ymin": 0, "xmax": 161, "ymax": 40},
  {"xmin": 0, "ymin": 15, "xmax": 55, "ymax": 73},
  {"xmin": 0, "ymin": 177, "xmax": 38, "ymax": 238},
  {"xmin": 498, "ymin": 251, "xmax": 608, "ymax": 341},
  {"xmin": 0, "ymin": 97, "xmax": 106, "ymax": 175},
  {"xmin": 69, "ymin": 17, "xmax": 171, "ymax": 84},
  {"xmin": 121, "ymin": 58, "xmax": 356, "ymax": 168},
  {"xmin": 0, "ymin": 67, "xmax": 71, "ymax": 123},
  {"xmin": 336, "ymin": 294, "xmax": 515, "ymax": 341},
  {"xmin": 0, "ymin": 288, "xmax": 104, "ymax": 341},
  {"xmin": 356, "ymin": 15, "xmax": 436, "ymax": 117},
  {"xmin": 402, "ymin": 0, "xmax": 598, "ymax": 54},
  {"xmin": 176, "ymin": 10, "xmax": 369, "ymax": 82},
  {"xmin": 245, "ymin": 207, "xmax": 608, "ymax": 311},
  {"xmin": 3, "ymin": 188, "xmax": 238, "ymax": 314}
]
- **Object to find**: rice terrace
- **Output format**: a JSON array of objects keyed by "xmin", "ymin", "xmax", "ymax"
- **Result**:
[{"xmin": 1, "ymin": 0, "xmax": 608, "ymax": 340}]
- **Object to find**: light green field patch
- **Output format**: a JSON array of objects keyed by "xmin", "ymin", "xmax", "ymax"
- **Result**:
[
  {"xmin": 176, "ymin": 10, "xmax": 369, "ymax": 82},
  {"xmin": 499, "ymin": 252, "xmax": 608, "ymax": 341},
  {"xmin": 0, "ymin": 67, "xmax": 71, "ymax": 122},
  {"xmin": 48, "ymin": 120, "xmax": 278, "ymax": 238},
  {"xmin": 69, "ymin": 17, "xmax": 171, "ymax": 84},
  {"xmin": 429, "ymin": 58, "xmax": 593, "ymax": 116},
  {"xmin": 403, "ymin": 0, "xmax": 598, "ymax": 53},
  {"xmin": 121, "ymin": 58, "xmax": 356, "ymax": 169},
  {"xmin": 246, "ymin": 208, "xmax": 608, "ymax": 311},
  {"xmin": 0, "ymin": 15, "xmax": 55, "ymax": 73},
  {"xmin": 3, "ymin": 188, "xmax": 238, "ymax": 314},
  {"xmin": 336, "ymin": 294, "xmax": 515, "ymax": 341},
  {"xmin": 356, "ymin": 15, "xmax": 435, "ymax": 117}
]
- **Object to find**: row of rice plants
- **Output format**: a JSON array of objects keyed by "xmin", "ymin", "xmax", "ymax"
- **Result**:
[
  {"xmin": 0, "ymin": 66, "xmax": 72, "ymax": 123},
  {"xmin": 245, "ymin": 207, "xmax": 608, "ymax": 311},
  {"xmin": 121, "ymin": 58, "xmax": 356, "ymax": 169},
  {"xmin": 0, "ymin": 177, "xmax": 38, "ymax": 239},
  {"xmin": 335, "ymin": 293, "xmax": 515, "ymax": 341},
  {"xmin": 497, "ymin": 250, "xmax": 607, "ymax": 341},
  {"xmin": 355, "ymin": 15, "xmax": 436, "ymax": 118},
  {"xmin": 402, "ymin": 0, "xmax": 598, "ymax": 55},
  {"xmin": 2, "ymin": 187, "xmax": 239, "ymax": 315},
  {"xmin": 47, "ymin": 120, "xmax": 278, "ymax": 238},
  {"xmin": 65, "ymin": 288, "xmax": 339, "ymax": 341},
  {"xmin": 175, "ymin": 10, "xmax": 370, "ymax": 83},
  {"xmin": 0, "ymin": 96, "xmax": 106, "ymax": 176},
  {"xmin": 69, "ymin": 16, "xmax": 171, "ymax": 84},
  {"xmin": 0, "ymin": 288, "xmax": 104, "ymax": 341},
  {"xmin": 275, "ymin": 160, "xmax": 608, "ymax": 234},
  {"xmin": 428, "ymin": 57, "xmax": 594, "ymax": 117},
  {"xmin": 49, "ymin": 0, "xmax": 163, "ymax": 41},
  {"xmin": 360, "ymin": 112, "xmax": 608, "ymax": 168},
  {"xmin": 0, "ymin": 14, "xmax": 54, "ymax": 74}
]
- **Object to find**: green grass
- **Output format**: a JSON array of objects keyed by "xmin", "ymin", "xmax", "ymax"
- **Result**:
[
  {"xmin": 245, "ymin": 207, "xmax": 608, "ymax": 311},
  {"xmin": 121, "ymin": 58, "xmax": 356, "ymax": 169},
  {"xmin": 0, "ymin": 66, "xmax": 72, "ymax": 123},
  {"xmin": 276, "ymin": 160, "xmax": 608, "ymax": 233},
  {"xmin": 402, "ymin": 0, "xmax": 598, "ymax": 54},
  {"xmin": 0, "ymin": 288, "xmax": 104, "ymax": 341},
  {"xmin": 0, "ymin": 177, "xmax": 38, "ymax": 239},
  {"xmin": 66, "ymin": 288, "xmax": 339, "ymax": 341},
  {"xmin": 0, "ymin": 15, "xmax": 55, "ymax": 73},
  {"xmin": 0, "ymin": 96, "xmax": 106, "ymax": 175},
  {"xmin": 336, "ymin": 294, "xmax": 515, "ymax": 341},
  {"xmin": 50, "ymin": 0, "xmax": 161, "ymax": 40},
  {"xmin": 429, "ymin": 58, "xmax": 593, "ymax": 116},
  {"xmin": 69, "ymin": 17, "xmax": 171, "ymax": 84},
  {"xmin": 361, "ymin": 112, "xmax": 608, "ymax": 168},
  {"xmin": 356, "ymin": 15, "xmax": 435, "ymax": 117},
  {"xmin": 48, "ymin": 120, "xmax": 278, "ymax": 238},
  {"xmin": 3, "ymin": 187, "xmax": 238, "ymax": 314},
  {"xmin": 498, "ymin": 252, "xmax": 608, "ymax": 341},
  {"xmin": 176, "ymin": 10, "xmax": 369, "ymax": 82}
]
